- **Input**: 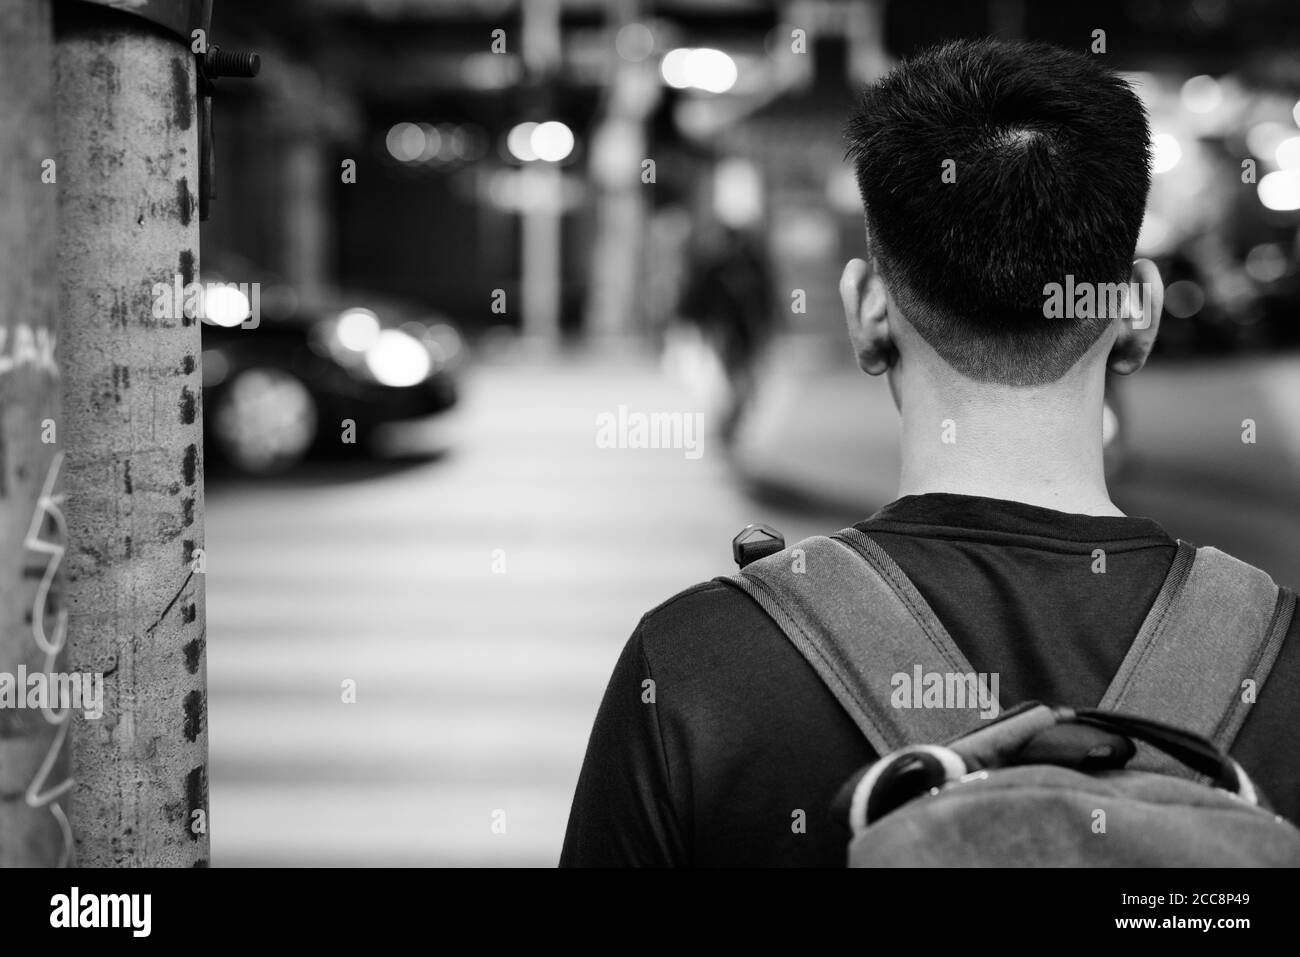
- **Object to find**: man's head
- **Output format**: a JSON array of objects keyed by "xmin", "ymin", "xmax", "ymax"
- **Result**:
[{"xmin": 841, "ymin": 39, "xmax": 1162, "ymax": 388}]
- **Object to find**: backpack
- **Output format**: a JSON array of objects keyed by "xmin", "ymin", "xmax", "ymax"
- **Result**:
[{"xmin": 726, "ymin": 523, "xmax": 1300, "ymax": 866}]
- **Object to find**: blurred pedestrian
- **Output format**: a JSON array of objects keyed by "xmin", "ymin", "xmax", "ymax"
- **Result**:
[{"xmin": 675, "ymin": 219, "xmax": 775, "ymax": 447}]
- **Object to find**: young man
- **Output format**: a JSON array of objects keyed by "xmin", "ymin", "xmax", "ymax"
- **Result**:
[{"xmin": 560, "ymin": 39, "xmax": 1300, "ymax": 867}]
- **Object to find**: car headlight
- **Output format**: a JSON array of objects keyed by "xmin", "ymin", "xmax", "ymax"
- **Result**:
[
  {"xmin": 426, "ymin": 322, "xmax": 463, "ymax": 368},
  {"xmin": 204, "ymin": 286, "xmax": 252, "ymax": 327},
  {"xmin": 364, "ymin": 329, "xmax": 432, "ymax": 387},
  {"xmin": 336, "ymin": 308, "xmax": 381, "ymax": 352}
]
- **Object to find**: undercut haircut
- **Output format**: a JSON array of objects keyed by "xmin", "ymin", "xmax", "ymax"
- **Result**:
[{"xmin": 845, "ymin": 39, "xmax": 1152, "ymax": 385}]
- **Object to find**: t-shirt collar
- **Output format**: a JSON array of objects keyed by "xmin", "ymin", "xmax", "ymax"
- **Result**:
[{"xmin": 862, "ymin": 492, "xmax": 1174, "ymax": 545}]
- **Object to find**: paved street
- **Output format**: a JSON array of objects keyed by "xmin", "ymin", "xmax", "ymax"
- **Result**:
[
  {"xmin": 205, "ymin": 347, "xmax": 822, "ymax": 866},
  {"xmin": 205, "ymin": 341, "xmax": 1300, "ymax": 866}
]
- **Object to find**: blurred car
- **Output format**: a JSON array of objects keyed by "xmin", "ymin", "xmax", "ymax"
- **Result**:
[{"xmin": 200, "ymin": 282, "xmax": 463, "ymax": 475}]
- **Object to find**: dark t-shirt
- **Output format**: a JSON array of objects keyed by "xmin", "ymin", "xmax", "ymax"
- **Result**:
[{"xmin": 559, "ymin": 493, "xmax": 1300, "ymax": 867}]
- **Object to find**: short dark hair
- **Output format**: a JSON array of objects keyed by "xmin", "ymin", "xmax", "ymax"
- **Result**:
[{"xmin": 845, "ymin": 39, "xmax": 1152, "ymax": 385}]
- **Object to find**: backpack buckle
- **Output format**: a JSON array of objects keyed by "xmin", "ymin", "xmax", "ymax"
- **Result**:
[{"xmin": 732, "ymin": 523, "xmax": 785, "ymax": 568}]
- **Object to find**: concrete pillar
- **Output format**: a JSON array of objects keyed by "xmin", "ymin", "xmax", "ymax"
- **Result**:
[
  {"xmin": 520, "ymin": 0, "xmax": 564, "ymax": 343},
  {"xmin": 583, "ymin": 0, "xmax": 655, "ymax": 341},
  {"xmin": 0, "ymin": 0, "xmax": 67, "ymax": 868},
  {"xmin": 54, "ymin": 1, "xmax": 210, "ymax": 866},
  {"xmin": 521, "ymin": 165, "xmax": 564, "ymax": 343},
  {"xmin": 282, "ymin": 134, "xmax": 329, "ymax": 311}
]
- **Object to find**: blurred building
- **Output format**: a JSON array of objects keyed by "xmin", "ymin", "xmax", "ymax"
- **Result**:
[{"xmin": 200, "ymin": 0, "xmax": 1300, "ymax": 357}]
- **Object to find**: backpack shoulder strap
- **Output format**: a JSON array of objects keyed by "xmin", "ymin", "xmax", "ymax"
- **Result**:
[
  {"xmin": 723, "ymin": 526, "xmax": 999, "ymax": 755},
  {"xmin": 1100, "ymin": 541, "xmax": 1296, "ymax": 770}
]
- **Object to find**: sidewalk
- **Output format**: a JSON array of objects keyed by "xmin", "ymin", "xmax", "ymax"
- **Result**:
[
  {"xmin": 205, "ymin": 340, "xmax": 1300, "ymax": 866},
  {"xmin": 205, "ymin": 347, "xmax": 789, "ymax": 866}
]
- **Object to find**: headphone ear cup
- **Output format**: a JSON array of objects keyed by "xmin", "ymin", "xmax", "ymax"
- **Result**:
[
  {"xmin": 864, "ymin": 750, "xmax": 953, "ymax": 824},
  {"xmin": 848, "ymin": 745, "xmax": 969, "ymax": 834}
]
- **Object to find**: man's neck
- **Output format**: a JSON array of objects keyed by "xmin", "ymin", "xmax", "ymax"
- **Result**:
[{"xmin": 895, "ymin": 375, "xmax": 1123, "ymax": 518}]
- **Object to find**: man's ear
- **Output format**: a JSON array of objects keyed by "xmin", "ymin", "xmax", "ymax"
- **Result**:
[
  {"xmin": 840, "ymin": 257, "xmax": 894, "ymax": 375},
  {"xmin": 1108, "ymin": 258, "xmax": 1163, "ymax": 375}
]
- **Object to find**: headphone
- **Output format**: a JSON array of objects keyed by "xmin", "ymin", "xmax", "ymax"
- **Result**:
[{"xmin": 846, "ymin": 704, "xmax": 1262, "ymax": 836}]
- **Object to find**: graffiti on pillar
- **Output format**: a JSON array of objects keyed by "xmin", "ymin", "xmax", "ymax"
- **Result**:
[{"xmin": 21, "ymin": 450, "xmax": 73, "ymax": 866}]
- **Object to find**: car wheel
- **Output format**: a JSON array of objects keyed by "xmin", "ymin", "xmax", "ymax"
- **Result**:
[{"xmin": 211, "ymin": 367, "xmax": 318, "ymax": 475}]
